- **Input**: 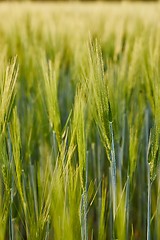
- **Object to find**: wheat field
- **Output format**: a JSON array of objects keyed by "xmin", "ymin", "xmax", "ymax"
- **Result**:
[{"xmin": 0, "ymin": 2, "xmax": 160, "ymax": 239}]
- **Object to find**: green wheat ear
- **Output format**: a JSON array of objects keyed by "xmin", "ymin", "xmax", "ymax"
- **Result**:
[
  {"xmin": 72, "ymin": 87, "xmax": 86, "ymax": 189},
  {"xmin": 42, "ymin": 56, "xmax": 62, "ymax": 151},
  {"xmin": 86, "ymin": 39, "xmax": 111, "ymax": 160},
  {"xmin": 0, "ymin": 57, "xmax": 18, "ymax": 133}
]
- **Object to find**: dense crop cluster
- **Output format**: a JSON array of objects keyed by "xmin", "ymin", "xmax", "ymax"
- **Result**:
[{"xmin": 0, "ymin": 3, "xmax": 160, "ymax": 239}]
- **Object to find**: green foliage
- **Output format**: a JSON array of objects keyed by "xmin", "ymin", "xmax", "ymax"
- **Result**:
[{"xmin": 0, "ymin": 2, "xmax": 160, "ymax": 239}]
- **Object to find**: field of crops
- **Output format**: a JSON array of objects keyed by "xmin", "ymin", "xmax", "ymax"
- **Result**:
[{"xmin": 1, "ymin": 2, "xmax": 160, "ymax": 239}]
